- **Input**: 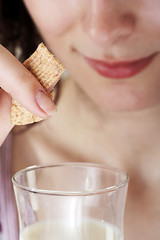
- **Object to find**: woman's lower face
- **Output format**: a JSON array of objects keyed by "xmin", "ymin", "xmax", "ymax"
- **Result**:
[{"xmin": 23, "ymin": 0, "xmax": 160, "ymax": 112}]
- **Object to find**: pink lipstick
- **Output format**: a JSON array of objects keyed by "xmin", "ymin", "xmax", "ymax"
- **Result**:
[{"xmin": 84, "ymin": 53, "xmax": 157, "ymax": 79}]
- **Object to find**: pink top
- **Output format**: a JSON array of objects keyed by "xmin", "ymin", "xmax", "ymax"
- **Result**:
[{"xmin": 0, "ymin": 134, "xmax": 18, "ymax": 240}]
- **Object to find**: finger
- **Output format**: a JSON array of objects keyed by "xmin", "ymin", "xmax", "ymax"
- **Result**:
[
  {"xmin": 0, "ymin": 89, "xmax": 14, "ymax": 146},
  {"xmin": 0, "ymin": 44, "xmax": 56, "ymax": 118}
]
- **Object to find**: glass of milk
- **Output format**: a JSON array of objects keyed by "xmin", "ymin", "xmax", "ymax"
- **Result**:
[{"xmin": 12, "ymin": 162, "xmax": 129, "ymax": 240}]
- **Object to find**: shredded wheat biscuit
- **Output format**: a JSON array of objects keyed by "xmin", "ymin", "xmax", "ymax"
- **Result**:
[{"xmin": 11, "ymin": 43, "xmax": 65, "ymax": 125}]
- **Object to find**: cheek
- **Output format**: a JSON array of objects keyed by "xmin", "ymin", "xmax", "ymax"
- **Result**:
[
  {"xmin": 140, "ymin": 1, "xmax": 160, "ymax": 29},
  {"xmin": 24, "ymin": 0, "xmax": 78, "ymax": 36}
]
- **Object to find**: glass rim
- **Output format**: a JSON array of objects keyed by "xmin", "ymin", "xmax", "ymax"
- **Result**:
[{"xmin": 12, "ymin": 162, "xmax": 129, "ymax": 196}]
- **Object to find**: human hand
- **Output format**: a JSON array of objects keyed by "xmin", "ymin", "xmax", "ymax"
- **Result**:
[{"xmin": 0, "ymin": 44, "xmax": 56, "ymax": 146}]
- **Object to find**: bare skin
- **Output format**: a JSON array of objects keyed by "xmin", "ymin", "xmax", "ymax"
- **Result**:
[
  {"xmin": 12, "ymin": 77, "xmax": 160, "ymax": 240},
  {"xmin": 1, "ymin": 0, "xmax": 160, "ymax": 239},
  {"xmin": 0, "ymin": 45, "xmax": 56, "ymax": 146}
]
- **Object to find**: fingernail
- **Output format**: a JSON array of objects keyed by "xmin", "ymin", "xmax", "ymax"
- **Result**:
[{"xmin": 36, "ymin": 90, "xmax": 56, "ymax": 116}]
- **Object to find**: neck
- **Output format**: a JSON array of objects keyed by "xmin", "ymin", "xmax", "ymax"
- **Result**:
[{"xmin": 58, "ymin": 77, "xmax": 160, "ymax": 168}]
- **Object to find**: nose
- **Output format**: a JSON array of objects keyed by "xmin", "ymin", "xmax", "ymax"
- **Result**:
[{"xmin": 82, "ymin": 0, "xmax": 135, "ymax": 46}]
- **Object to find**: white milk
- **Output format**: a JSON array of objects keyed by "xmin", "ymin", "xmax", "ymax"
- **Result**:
[{"xmin": 20, "ymin": 218, "xmax": 123, "ymax": 240}]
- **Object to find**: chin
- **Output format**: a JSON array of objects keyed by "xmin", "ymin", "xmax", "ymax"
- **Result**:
[
  {"xmin": 64, "ymin": 57, "xmax": 160, "ymax": 113},
  {"xmin": 94, "ymin": 84, "xmax": 160, "ymax": 113}
]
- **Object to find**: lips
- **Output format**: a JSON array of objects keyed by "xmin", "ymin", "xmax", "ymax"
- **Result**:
[{"xmin": 84, "ymin": 53, "xmax": 157, "ymax": 79}]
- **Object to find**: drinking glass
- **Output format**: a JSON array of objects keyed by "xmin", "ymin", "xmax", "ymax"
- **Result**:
[{"xmin": 12, "ymin": 162, "xmax": 129, "ymax": 240}]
